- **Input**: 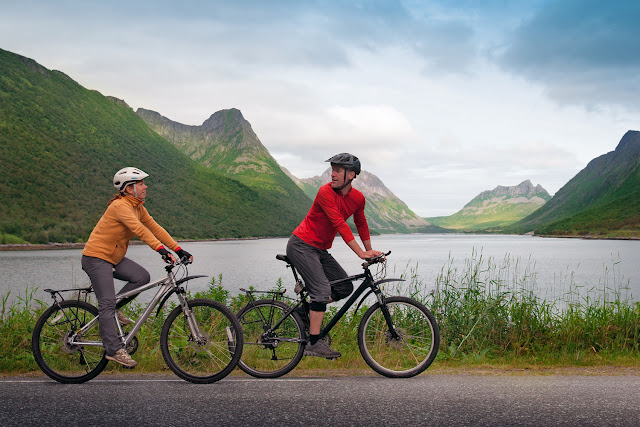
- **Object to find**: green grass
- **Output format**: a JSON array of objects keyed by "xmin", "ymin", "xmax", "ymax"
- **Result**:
[{"xmin": 2, "ymin": 253, "xmax": 640, "ymax": 375}]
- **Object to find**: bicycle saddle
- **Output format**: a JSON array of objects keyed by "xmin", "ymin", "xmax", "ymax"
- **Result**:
[{"xmin": 276, "ymin": 254, "xmax": 291, "ymax": 264}]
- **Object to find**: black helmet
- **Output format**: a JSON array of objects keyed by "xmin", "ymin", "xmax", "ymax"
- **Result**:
[{"xmin": 325, "ymin": 153, "xmax": 361, "ymax": 175}]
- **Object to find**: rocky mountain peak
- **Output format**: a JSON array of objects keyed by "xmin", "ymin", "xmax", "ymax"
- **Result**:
[
  {"xmin": 475, "ymin": 180, "xmax": 550, "ymax": 202},
  {"xmin": 137, "ymin": 107, "xmax": 273, "ymax": 174},
  {"xmin": 294, "ymin": 168, "xmax": 432, "ymax": 232}
]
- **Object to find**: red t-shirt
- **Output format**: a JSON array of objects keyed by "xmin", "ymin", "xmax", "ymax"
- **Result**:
[{"xmin": 293, "ymin": 183, "xmax": 371, "ymax": 250}]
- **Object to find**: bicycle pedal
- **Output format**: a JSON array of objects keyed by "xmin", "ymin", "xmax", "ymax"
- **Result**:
[
  {"xmin": 326, "ymin": 357, "xmax": 339, "ymax": 361},
  {"xmin": 122, "ymin": 365, "xmax": 136, "ymax": 370}
]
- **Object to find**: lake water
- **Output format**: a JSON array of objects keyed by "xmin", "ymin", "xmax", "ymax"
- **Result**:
[{"xmin": 1, "ymin": 234, "xmax": 638, "ymax": 307}]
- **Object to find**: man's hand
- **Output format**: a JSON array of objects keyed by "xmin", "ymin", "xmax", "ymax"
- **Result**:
[{"xmin": 360, "ymin": 249, "xmax": 383, "ymax": 260}]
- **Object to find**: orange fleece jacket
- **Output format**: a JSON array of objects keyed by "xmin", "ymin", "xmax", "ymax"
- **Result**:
[{"xmin": 82, "ymin": 195, "xmax": 179, "ymax": 265}]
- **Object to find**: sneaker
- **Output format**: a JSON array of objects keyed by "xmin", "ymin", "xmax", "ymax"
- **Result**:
[
  {"xmin": 106, "ymin": 349, "xmax": 138, "ymax": 367},
  {"xmin": 304, "ymin": 339, "xmax": 341, "ymax": 359},
  {"xmin": 117, "ymin": 310, "xmax": 134, "ymax": 325}
]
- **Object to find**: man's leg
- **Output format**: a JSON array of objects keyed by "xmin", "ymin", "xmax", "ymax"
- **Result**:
[
  {"xmin": 320, "ymin": 251, "xmax": 353, "ymax": 302},
  {"xmin": 286, "ymin": 235, "xmax": 340, "ymax": 358}
]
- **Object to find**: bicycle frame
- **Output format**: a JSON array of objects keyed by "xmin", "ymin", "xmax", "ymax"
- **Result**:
[
  {"xmin": 245, "ymin": 258, "xmax": 404, "ymax": 343},
  {"xmin": 318, "ymin": 270, "xmax": 404, "ymax": 341},
  {"xmin": 56, "ymin": 264, "xmax": 206, "ymax": 348}
]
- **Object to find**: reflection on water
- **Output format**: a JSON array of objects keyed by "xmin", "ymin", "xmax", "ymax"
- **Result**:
[{"xmin": 1, "ymin": 234, "xmax": 638, "ymax": 306}]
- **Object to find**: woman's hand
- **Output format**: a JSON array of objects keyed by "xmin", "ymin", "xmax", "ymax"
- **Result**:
[{"xmin": 158, "ymin": 247, "xmax": 176, "ymax": 264}]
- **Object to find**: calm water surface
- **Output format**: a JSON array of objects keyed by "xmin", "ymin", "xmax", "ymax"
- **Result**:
[{"xmin": 1, "ymin": 234, "xmax": 638, "ymax": 306}]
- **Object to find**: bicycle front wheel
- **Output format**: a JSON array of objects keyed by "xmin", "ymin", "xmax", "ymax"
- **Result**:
[
  {"xmin": 32, "ymin": 300, "xmax": 107, "ymax": 384},
  {"xmin": 358, "ymin": 296, "xmax": 439, "ymax": 378},
  {"xmin": 236, "ymin": 299, "xmax": 305, "ymax": 378},
  {"xmin": 160, "ymin": 298, "xmax": 243, "ymax": 384}
]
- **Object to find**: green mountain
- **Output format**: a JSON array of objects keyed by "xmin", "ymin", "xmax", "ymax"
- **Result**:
[
  {"xmin": 289, "ymin": 168, "xmax": 448, "ymax": 234},
  {"xmin": 427, "ymin": 180, "xmax": 551, "ymax": 231},
  {"xmin": 0, "ymin": 48, "xmax": 306, "ymax": 243},
  {"xmin": 136, "ymin": 108, "xmax": 311, "ymax": 216},
  {"xmin": 508, "ymin": 131, "xmax": 640, "ymax": 237}
]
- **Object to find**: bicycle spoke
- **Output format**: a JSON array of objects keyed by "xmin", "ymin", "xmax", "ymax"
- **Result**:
[
  {"xmin": 236, "ymin": 299, "xmax": 305, "ymax": 378},
  {"xmin": 358, "ymin": 297, "xmax": 439, "ymax": 378},
  {"xmin": 32, "ymin": 301, "xmax": 107, "ymax": 383},
  {"xmin": 160, "ymin": 299, "xmax": 242, "ymax": 383}
]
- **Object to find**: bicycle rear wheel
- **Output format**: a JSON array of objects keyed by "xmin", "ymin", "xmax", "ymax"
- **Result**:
[
  {"xmin": 236, "ymin": 299, "xmax": 305, "ymax": 378},
  {"xmin": 160, "ymin": 298, "xmax": 243, "ymax": 384},
  {"xmin": 358, "ymin": 296, "xmax": 439, "ymax": 378},
  {"xmin": 32, "ymin": 300, "xmax": 107, "ymax": 384}
]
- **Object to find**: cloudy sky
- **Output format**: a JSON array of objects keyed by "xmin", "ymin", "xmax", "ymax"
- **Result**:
[{"xmin": 2, "ymin": 0, "xmax": 638, "ymax": 217}]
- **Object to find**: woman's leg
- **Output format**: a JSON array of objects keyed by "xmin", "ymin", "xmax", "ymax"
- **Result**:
[
  {"xmin": 113, "ymin": 257, "xmax": 150, "ymax": 308},
  {"xmin": 81, "ymin": 255, "xmax": 122, "ymax": 356}
]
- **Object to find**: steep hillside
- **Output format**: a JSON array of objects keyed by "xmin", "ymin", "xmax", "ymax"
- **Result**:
[
  {"xmin": 0, "ymin": 48, "xmax": 306, "ymax": 243},
  {"xmin": 294, "ymin": 169, "xmax": 445, "ymax": 233},
  {"xmin": 428, "ymin": 180, "xmax": 551, "ymax": 230},
  {"xmin": 509, "ymin": 131, "xmax": 640, "ymax": 236},
  {"xmin": 137, "ymin": 108, "xmax": 311, "ymax": 220}
]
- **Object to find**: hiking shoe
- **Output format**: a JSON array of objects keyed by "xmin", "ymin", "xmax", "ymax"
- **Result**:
[
  {"xmin": 117, "ymin": 309, "xmax": 134, "ymax": 325},
  {"xmin": 106, "ymin": 349, "xmax": 137, "ymax": 367},
  {"xmin": 304, "ymin": 339, "xmax": 341, "ymax": 359}
]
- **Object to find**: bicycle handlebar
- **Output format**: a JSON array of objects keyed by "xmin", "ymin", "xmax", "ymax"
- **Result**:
[
  {"xmin": 362, "ymin": 251, "xmax": 391, "ymax": 268},
  {"xmin": 165, "ymin": 257, "xmax": 193, "ymax": 272}
]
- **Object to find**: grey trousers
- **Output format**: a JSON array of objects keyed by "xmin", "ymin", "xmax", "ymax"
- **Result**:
[
  {"xmin": 286, "ymin": 234, "xmax": 353, "ymax": 305},
  {"xmin": 81, "ymin": 255, "xmax": 150, "ymax": 356}
]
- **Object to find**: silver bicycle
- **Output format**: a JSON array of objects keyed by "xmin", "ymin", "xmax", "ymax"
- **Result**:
[{"xmin": 32, "ymin": 259, "xmax": 243, "ymax": 384}]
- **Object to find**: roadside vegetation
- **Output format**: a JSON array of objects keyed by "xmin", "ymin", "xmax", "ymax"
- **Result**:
[{"xmin": 2, "ymin": 252, "xmax": 640, "ymax": 375}]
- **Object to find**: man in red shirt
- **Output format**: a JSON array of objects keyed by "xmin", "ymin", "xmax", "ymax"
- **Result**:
[{"xmin": 286, "ymin": 153, "xmax": 382, "ymax": 358}]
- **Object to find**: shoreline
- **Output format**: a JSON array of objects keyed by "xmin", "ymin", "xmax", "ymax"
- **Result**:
[
  {"xmin": 0, "ymin": 236, "xmax": 284, "ymax": 252},
  {"xmin": 2, "ymin": 232, "xmax": 639, "ymax": 252}
]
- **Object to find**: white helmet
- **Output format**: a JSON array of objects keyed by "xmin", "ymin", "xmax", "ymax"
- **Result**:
[{"xmin": 113, "ymin": 167, "xmax": 149, "ymax": 192}]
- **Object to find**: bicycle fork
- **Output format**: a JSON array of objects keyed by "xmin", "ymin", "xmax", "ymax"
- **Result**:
[
  {"xmin": 176, "ymin": 294, "xmax": 206, "ymax": 343},
  {"xmin": 373, "ymin": 289, "xmax": 402, "ymax": 341}
]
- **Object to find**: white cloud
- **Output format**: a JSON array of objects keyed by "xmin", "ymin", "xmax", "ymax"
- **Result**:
[{"xmin": 1, "ymin": 0, "xmax": 638, "ymax": 218}]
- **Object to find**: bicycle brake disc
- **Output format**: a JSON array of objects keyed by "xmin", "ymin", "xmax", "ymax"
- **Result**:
[
  {"xmin": 60, "ymin": 332, "xmax": 81, "ymax": 354},
  {"xmin": 386, "ymin": 328, "xmax": 408, "ymax": 349}
]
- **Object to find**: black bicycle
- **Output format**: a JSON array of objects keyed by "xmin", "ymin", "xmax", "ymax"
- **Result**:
[
  {"xmin": 32, "ymin": 260, "xmax": 243, "ymax": 384},
  {"xmin": 236, "ymin": 252, "xmax": 439, "ymax": 378}
]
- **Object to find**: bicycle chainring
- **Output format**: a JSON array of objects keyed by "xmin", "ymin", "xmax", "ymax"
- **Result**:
[{"xmin": 124, "ymin": 333, "xmax": 139, "ymax": 355}]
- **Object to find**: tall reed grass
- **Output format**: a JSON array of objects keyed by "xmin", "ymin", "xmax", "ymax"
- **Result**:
[{"xmin": 2, "ymin": 251, "xmax": 639, "ymax": 373}]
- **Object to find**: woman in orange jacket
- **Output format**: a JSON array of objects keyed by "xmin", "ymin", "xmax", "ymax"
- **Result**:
[{"xmin": 81, "ymin": 167, "xmax": 192, "ymax": 367}]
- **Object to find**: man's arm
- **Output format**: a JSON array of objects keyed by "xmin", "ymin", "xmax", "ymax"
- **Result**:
[{"xmin": 346, "ymin": 238, "xmax": 382, "ymax": 259}]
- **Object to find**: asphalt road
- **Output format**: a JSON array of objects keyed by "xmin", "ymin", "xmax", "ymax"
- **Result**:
[{"xmin": 1, "ymin": 373, "xmax": 639, "ymax": 426}]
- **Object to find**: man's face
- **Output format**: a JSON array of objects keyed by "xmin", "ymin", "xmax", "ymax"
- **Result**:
[
  {"xmin": 125, "ymin": 180, "xmax": 147, "ymax": 200},
  {"xmin": 330, "ymin": 165, "xmax": 354, "ymax": 189}
]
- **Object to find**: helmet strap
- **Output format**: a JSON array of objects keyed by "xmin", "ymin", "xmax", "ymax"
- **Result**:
[{"xmin": 334, "ymin": 169, "xmax": 354, "ymax": 192}]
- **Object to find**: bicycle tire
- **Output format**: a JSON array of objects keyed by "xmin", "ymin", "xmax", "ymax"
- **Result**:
[
  {"xmin": 32, "ymin": 300, "xmax": 108, "ymax": 384},
  {"xmin": 358, "ymin": 296, "xmax": 439, "ymax": 378},
  {"xmin": 160, "ymin": 298, "xmax": 243, "ymax": 384},
  {"xmin": 236, "ymin": 299, "xmax": 305, "ymax": 378}
]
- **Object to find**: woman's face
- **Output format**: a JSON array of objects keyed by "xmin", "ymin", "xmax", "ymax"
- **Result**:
[{"xmin": 125, "ymin": 180, "xmax": 147, "ymax": 200}]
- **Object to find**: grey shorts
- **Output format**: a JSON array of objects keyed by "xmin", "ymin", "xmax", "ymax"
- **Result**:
[{"xmin": 285, "ymin": 234, "xmax": 353, "ymax": 304}]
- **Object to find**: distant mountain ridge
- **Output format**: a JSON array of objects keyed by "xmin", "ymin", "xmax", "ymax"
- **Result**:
[
  {"xmin": 509, "ymin": 131, "xmax": 640, "ymax": 236},
  {"xmin": 291, "ymin": 168, "xmax": 445, "ymax": 234},
  {"xmin": 427, "ymin": 180, "xmax": 551, "ymax": 230}
]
